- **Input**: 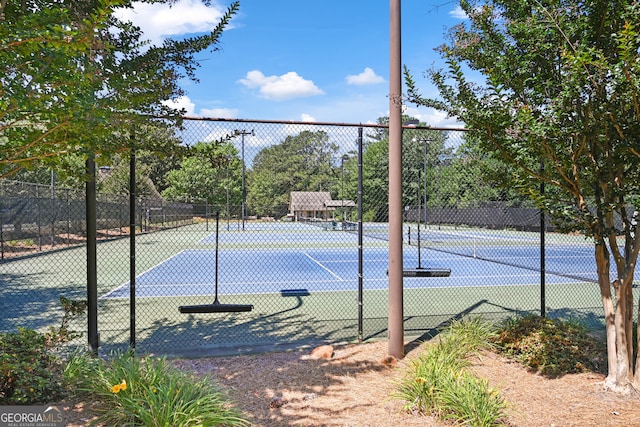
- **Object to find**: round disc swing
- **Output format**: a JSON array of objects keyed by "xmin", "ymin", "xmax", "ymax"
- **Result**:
[
  {"xmin": 403, "ymin": 170, "xmax": 451, "ymax": 278},
  {"xmin": 179, "ymin": 212, "xmax": 254, "ymax": 314}
]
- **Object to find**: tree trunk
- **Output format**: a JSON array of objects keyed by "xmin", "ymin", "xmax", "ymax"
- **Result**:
[
  {"xmin": 595, "ymin": 244, "xmax": 618, "ymax": 386},
  {"xmin": 596, "ymin": 243, "xmax": 636, "ymax": 392},
  {"xmin": 612, "ymin": 279, "xmax": 631, "ymax": 386},
  {"xmin": 625, "ymin": 282, "xmax": 634, "ymax": 364},
  {"xmin": 634, "ymin": 302, "xmax": 640, "ymax": 389}
]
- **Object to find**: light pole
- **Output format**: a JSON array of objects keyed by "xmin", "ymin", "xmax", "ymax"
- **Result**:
[
  {"xmin": 225, "ymin": 155, "xmax": 231, "ymax": 231},
  {"xmin": 341, "ymin": 154, "xmax": 349, "ymax": 230},
  {"xmin": 438, "ymin": 154, "xmax": 443, "ymax": 212},
  {"xmin": 235, "ymin": 129, "xmax": 254, "ymax": 231},
  {"xmin": 420, "ymin": 138, "xmax": 432, "ymax": 227},
  {"xmin": 406, "ymin": 121, "xmax": 428, "ymax": 226}
]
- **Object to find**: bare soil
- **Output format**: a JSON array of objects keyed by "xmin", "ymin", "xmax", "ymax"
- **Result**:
[{"xmin": 62, "ymin": 339, "xmax": 640, "ymax": 426}]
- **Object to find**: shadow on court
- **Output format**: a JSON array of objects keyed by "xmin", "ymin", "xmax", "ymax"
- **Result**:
[
  {"xmin": 0, "ymin": 272, "xmax": 86, "ymax": 332},
  {"xmin": 482, "ymin": 300, "xmax": 605, "ymax": 328},
  {"xmin": 126, "ymin": 288, "xmax": 354, "ymax": 357}
]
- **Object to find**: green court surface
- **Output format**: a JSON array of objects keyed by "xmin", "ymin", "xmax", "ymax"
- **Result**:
[{"xmin": 0, "ymin": 221, "xmax": 609, "ymax": 355}]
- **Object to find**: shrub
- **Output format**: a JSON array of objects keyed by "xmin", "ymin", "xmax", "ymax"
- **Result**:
[
  {"xmin": 72, "ymin": 350, "xmax": 249, "ymax": 426},
  {"xmin": 0, "ymin": 296, "xmax": 86, "ymax": 404},
  {"xmin": 394, "ymin": 317, "xmax": 507, "ymax": 426},
  {"xmin": 491, "ymin": 315, "xmax": 607, "ymax": 376},
  {"xmin": 0, "ymin": 327, "xmax": 66, "ymax": 404}
]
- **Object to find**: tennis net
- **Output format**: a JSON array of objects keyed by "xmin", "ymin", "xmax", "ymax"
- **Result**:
[{"xmin": 347, "ymin": 221, "xmax": 598, "ymax": 283}]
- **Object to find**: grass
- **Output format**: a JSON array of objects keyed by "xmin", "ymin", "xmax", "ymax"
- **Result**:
[
  {"xmin": 394, "ymin": 314, "xmax": 609, "ymax": 426},
  {"xmin": 1, "ymin": 298, "xmax": 248, "ymax": 426},
  {"xmin": 394, "ymin": 316, "xmax": 508, "ymax": 427},
  {"xmin": 66, "ymin": 350, "xmax": 249, "ymax": 426},
  {"xmin": 3, "ymin": 304, "xmax": 608, "ymax": 426}
]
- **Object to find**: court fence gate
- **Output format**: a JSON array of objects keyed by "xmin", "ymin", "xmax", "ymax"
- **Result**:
[{"xmin": 0, "ymin": 117, "xmax": 609, "ymax": 356}]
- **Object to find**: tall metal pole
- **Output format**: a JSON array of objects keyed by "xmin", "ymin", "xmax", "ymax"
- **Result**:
[
  {"xmin": 129, "ymin": 150, "xmax": 136, "ymax": 349},
  {"xmin": 438, "ymin": 163, "xmax": 442, "ymax": 228},
  {"xmin": 388, "ymin": 0, "xmax": 404, "ymax": 359},
  {"xmin": 423, "ymin": 139, "xmax": 428, "ymax": 226},
  {"xmin": 51, "ymin": 170, "xmax": 56, "ymax": 247},
  {"xmin": 241, "ymin": 133, "xmax": 246, "ymax": 231},
  {"xmin": 86, "ymin": 154, "xmax": 99, "ymax": 355},
  {"xmin": 236, "ymin": 130, "xmax": 253, "ymax": 231},
  {"xmin": 357, "ymin": 127, "xmax": 364, "ymax": 343},
  {"xmin": 226, "ymin": 158, "xmax": 230, "ymax": 231},
  {"xmin": 341, "ymin": 154, "xmax": 349, "ymax": 230},
  {"xmin": 417, "ymin": 170, "xmax": 422, "ymax": 269},
  {"xmin": 341, "ymin": 160, "xmax": 345, "ymax": 230},
  {"xmin": 540, "ymin": 162, "xmax": 546, "ymax": 317}
]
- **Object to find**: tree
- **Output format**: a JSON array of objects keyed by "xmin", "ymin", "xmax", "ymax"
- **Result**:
[
  {"xmin": 248, "ymin": 130, "xmax": 339, "ymax": 217},
  {"xmin": 360, "ymin": 136, "xmax": 389, "ymax": 221},
  {"xmin": 98, "ymin": 155, "xmax": 161, "ymax": 198},
  {"xmin": 360, "ymin": 116, "xmax": 452, "ymax": 221},
  {"xmin": 132, "ymin": 128, "xmax": 184, "ymax": 194},
  {"xmin": 9, "ymin": 155, "xmax": 82, "ymax": 189},
  {"xmin": 1, "ymin": 0, "xmax": 239, "ymax": 176},
  {"xmin": 401, "ymin": 125, "xmax": 451, "ymax": 208},
  {"xmin": 449, "ymin": 135, "xmax": 532, "ymax": 208},
  {"xmin": 405, "ymin": 0, "xmax": 640, "ymax": 392},
  {"xmin": 162, "ymin": 141, "xmax": 241, "ymax": 207}
]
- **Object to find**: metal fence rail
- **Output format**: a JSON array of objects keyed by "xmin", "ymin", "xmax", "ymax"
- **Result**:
[{"xmin": 0, "ymin": 118, "xmax": 609, "ymax": 356}]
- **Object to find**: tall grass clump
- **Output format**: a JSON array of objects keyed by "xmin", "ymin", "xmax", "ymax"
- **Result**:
[
  {"xmin": 71, "ymin": 350, "xmax": 249, "ymax": 427},
  {"xmin": 394, "ymin": 316, "xmax": 508, "ymax": 427}
]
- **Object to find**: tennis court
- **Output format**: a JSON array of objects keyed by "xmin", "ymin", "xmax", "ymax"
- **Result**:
[
  {"xmin": 100, "ymin": 223, "xmax": 601, "ymax": 301},
  {"xmin": 0, "ymin": 220, "xmax": 617, "ymax": 355}
]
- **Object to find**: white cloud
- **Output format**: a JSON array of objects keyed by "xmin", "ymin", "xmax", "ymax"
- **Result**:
[
  {"xmin": 114, "ymin": 0, "xmax": 229, "ymax": 46},
  {"xmin": 237, "ymin": 70, "xmax": 325, "ymax": 100},
  {"xmin": 449, "ymin": 5, "xmax": 468, "ymax": 20},
  {"xmin": 200, "ymin": 107, "xmax": 239, "ymax": 118},
  {"xmin": 162, "ymin": 96, "xmax": 238, "ymax": 118},
  {"xmin": 346, "ymin": 67, "xmax": 385, "ymax": 85},
  {"xmin": 300, "ymin": 113, "xmax": 316, "ymax": 122},
  {"xmin": 163, "ymin": 96, "xmax": 196, "ymax": 115}
]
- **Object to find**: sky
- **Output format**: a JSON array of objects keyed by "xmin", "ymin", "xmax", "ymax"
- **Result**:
[{"xmin": 115, "ymin": 0, "xmax": 469, "ymax": 128}]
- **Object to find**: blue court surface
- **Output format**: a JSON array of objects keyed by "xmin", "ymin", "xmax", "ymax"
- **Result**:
[{"xmin": 101, "ymin": 244, "xmax": 600, "ymax": 299}]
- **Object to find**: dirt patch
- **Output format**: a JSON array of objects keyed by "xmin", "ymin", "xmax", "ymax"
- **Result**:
[{"xmin": 62, "ymin": 339, "xmax": 639, "ymax": 426}]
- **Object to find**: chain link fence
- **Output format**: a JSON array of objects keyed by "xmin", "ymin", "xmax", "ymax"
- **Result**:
[
  {"xmin": 0, "ymin": 180, "xmax": 195, "ymax": 260},
  {"xmin": 0, "ymin": 118, "xmax": 608, "ymax": 356}
]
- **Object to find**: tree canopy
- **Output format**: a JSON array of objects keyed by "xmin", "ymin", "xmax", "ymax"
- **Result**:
[
  {"xmin": 0, "ymin": 0, "xmax": 239, "ymax": 177},
  {"xmin": 162, "ymin": 141, "xmax": 241, "ymax": 207},
  {"xmin": 248, "ymin": 130, "xmax": 340, "ymax": 217},
  {"xmin": 406, "ymin": 0, "xmax": 640, "ymax": 391}
]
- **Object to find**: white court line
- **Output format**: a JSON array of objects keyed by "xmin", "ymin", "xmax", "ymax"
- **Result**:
[
  {"xmin": 302, "ymin": 251, "xmax": 344, "ymax": 281},
  {"xmin": 99, "ymin": 250, "xmax": 189, "ymax": 299}
]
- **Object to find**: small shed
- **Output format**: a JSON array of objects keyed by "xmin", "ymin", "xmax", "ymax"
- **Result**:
[{"xmin": 289, "ymin": 191, "xmax": 355, "ymax": 221}]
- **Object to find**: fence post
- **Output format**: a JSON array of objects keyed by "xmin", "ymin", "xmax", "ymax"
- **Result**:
[
  {"xmin": 86, "ymin": 154, "xmax": 99, "ymax": 355},
  {"xmin": 1, "ymin": 211, "xmax": 4, "ymax": 260},
  {"xmin": 36, "ymin": 184, "xmax": 42, "ymax": 251},
  {"xmin": 540, "ymin": 163, "xmax": 546, "ymax": 317},
  {"xmin": 65, "ymin": 189, "xmax": 70, "ymax": 245},
  {"xmin": 51, "ymin": 170, "xmax": 56, "ymax": 247},
  {"xmin": 129, "ymin": 150, "xmax": 137, "ymax": 349},
  {"xmin": 358, "ymin": 126, "xmax": 364, "ymax": 343}
]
